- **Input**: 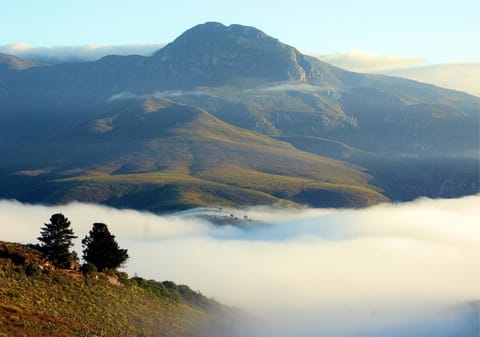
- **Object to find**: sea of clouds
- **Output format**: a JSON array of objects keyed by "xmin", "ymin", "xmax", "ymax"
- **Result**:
[{"xmin": 1, "ymin": 195, "xmax": 479, "ymax": 336}]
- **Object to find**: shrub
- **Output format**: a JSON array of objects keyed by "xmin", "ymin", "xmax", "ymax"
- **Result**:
[
  {"xmin": 80, "ymin": 262, "xmax": 97, "ymax": 275},
  {"xmin": 14, "ymin": 265, "xmax": 25, "ymax": 275},
  {"xmin": 52, "ymin": 273, "xmax": 65, "ymax": 284},
  {"xmin": 116, "ymin": 271, "xmax": 129, "ymax": 283},
  {"xmin": 25, "ymin": 263, "xmax": 42, "ymax": 277}
]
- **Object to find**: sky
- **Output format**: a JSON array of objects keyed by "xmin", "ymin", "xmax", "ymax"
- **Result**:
[
  {"xmin": 2, "ymin": 0, "xmax": 479, "ymax": 64},
  {"xmin": 1, "ymin": 195, "xmax": 480, "ymax": 335}
]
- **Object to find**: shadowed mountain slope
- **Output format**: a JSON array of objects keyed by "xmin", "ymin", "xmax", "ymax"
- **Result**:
[{"xmin": 0, "ymin": 22, "xmax": 477, "ymax": 207}]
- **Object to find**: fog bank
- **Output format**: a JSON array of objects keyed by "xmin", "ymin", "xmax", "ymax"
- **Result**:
[{"xmin": 1, "ymin": 195, "xmax": 479, "ymax": 336}]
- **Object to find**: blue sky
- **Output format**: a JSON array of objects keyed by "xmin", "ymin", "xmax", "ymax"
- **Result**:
[{"xmin": 2, "ymin": 0, "xmax": 479, "ymax": 63}]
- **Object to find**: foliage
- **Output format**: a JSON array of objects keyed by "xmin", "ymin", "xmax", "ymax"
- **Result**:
[
  {"xmin": 82, "ymin": 223, "xmax": 128, "ymax": 271},
  {"xmin": 0, "ymin": 240, "xmax": 236, "ymax": 337},
  {"xmin": 37, "ymin": 213, "xmax": 77, "ymax": 268},
  {"xmin": 115, "ymin": 271, "xmax": 129, "ymax": 283},
  {"xmin": 80, "ymin": 262, "xmax": 97, "ymax": 275},
  {"xmin": 25, "ymin": 264, "xmax": 42, "ymax": 277}
]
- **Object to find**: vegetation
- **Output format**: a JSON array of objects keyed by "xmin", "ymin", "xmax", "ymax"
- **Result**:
[
  {"xmin": 0, "ymin": 99, "xmax": 386, "ymax": 210},
  {"xmin": 0, "ymin": 213, "xmax": 238, "ymax": 337},
  {"xmin": 0, "ymin": 241, "xmax": 232, "ymax": 337},
  {"xmin": 82, "ymin": 223, "xmax": 129, "ymax": 272},
  {"xmin": 37, "ymin": 213, "xmax": 77, "ymax": 268}
]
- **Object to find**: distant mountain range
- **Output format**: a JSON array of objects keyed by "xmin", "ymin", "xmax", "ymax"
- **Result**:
[{"xmin": 0, "ymin": 22, "xmax": 478, "ymax": 210}]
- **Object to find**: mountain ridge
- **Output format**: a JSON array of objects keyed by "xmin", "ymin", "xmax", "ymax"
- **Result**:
[
  {"xmin": 0, "ymin": 22, "xmax": 477, "ymax": 208},
  {"xmin": 1, "ymin": 96, "xmax": 386, "ymax": 210}
]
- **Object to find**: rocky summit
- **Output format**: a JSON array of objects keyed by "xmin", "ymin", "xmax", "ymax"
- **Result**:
[{"xmin": 149, "ymin": 22, "xmax": 317, "ymax": 85}]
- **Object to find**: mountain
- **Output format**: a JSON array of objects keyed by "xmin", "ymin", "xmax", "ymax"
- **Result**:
[
  {"xmin": 0, "ymin": 52, "xmax": 37, "ymax": 71},
  {"xmin": 144, "ymin": 22, "xmax": 318, "ymax": 86},
  {"xmin": 0, "ymin": 22, "xmax": 477, "ymax": 208},
  {"xmin": 0, "ymin": 97, "xmax": 386, "ymax": 210},
  {"xmin": 0, "ymin": 241, "xmax": 239, "ymax": 337}
]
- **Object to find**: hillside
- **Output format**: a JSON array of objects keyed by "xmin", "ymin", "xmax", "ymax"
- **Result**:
[
  {"xmin": 0, "ymin": 241, "xmax": 238, "ymax": 337},
  {"xmin": 0, "ymin": 97, "xmax": 386, "ymax": 210},
  {"xmin": 0, "ymin": 53, "xmax": 37, "ymax": 71},
  {"xmin": 0, "ymin": 22, "xmax": 477, "ymax": 208}
]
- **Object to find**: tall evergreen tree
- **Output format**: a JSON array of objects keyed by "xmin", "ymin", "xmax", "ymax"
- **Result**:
[
  {"xmin": 38, "ymin": 213, "xmax": 77, "ymax": 268},
  {"xmin": 82, "ymin": 223, "xmax": 128, "ymax": 271}
]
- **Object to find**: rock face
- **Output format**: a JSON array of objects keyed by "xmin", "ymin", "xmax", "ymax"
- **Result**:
[{"xmin": 148, "ymin": 22, "xmax": 314, "ymax": 85}]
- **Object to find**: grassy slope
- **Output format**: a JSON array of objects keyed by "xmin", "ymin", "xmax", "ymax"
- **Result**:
[
  {"xmin": 6, "ymin": 98, "xmax": 387, "ymax": 210},
  {"xmin": 0, "ymin": 241, "xmax": 235, "ymax": 337}
]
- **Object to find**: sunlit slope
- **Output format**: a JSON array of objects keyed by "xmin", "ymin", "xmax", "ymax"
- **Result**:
[
  {"xmin": 8, "ymin": 97, "xmax": 387, "ymax": 209},
  {"xmin": 0, "ymin": 241, "xmax": 234, "ymax": 337}
]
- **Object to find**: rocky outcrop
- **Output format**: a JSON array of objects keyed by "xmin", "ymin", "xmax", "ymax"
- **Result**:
[{"xmin": 149, "ymin": 22, "xmax": 318, "ymax": 85}]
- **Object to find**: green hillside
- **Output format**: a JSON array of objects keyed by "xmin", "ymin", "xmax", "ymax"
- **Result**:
[
  {"xmin": 0, "ymin": 241, "xmax": 237, "ymax": 337},
  {"xmin": 2, "ymin": 97, "xmax": 387, "ymax": 210}
]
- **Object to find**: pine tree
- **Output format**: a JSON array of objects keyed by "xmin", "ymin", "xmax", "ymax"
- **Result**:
[
  {"xmin": 82, "ymin": 223, "xmax": 128, "ymax": 272},
  {"xmin": 38, "ymin": 213, "xmax": 77, "ymax": 268}
]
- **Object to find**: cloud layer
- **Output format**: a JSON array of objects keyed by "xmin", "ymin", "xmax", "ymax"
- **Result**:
[
  {"xmin": 386, "ymin": 63, "xmax": 480, "ymax": 97},
  {"xmin": 317, "ymin": 49, "xmax": 424, "ymax": 73},
  {"xmin": 317, "ymin": 50, "xmax": 479, "ymax": 96},
  {"xmin": 1, "ymin": 196, "xmax": 479, "ymax": 336},
  {"xmin": 0, "ymin": 44, "xmax": 163, "ymax": 63}
]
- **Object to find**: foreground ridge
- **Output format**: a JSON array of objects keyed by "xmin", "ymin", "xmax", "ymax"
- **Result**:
[{"xmin": 0, "ymin": 241, "xmax": 239, "ymax": 337}]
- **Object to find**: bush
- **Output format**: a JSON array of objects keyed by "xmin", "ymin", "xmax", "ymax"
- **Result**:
[
  {"xmin": 116, "ymin": 271, "xmax": 129, "ymax": 284},
  {"xmin": 130, "ymin": 277, "xmax": 180, "ymax": 301},
  {"xmin": 80, "ymin": 263, "xmax": 97, "ymax": 275},
  {"xmin": 52, "ymin": 273, "xmax": 65, "ymax": 284},
  {"xmin": 25, "ymin": 264, "xmax": 42, "ymax": 277}
]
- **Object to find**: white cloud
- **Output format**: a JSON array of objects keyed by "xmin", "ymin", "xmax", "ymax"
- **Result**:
[
  {"xmin": 108, "ymin": 90, "xmax": 214, "ymax": 102},
  {"xmin": 316, "ymin": 50, "xmax": 479, "ymax": 96},
  {"xmin": 386, "ymin": 63, "xmax": 480, "ymax": 97},
  {"xmin": 0, "ymin": 43, "xmax": 164, "ymax": 63},
  {"xmin": 1, "ymin": 195, "xmax": 480, "ymax": 336},
  {"xmin": 317, "ymin": 49, "xmax": 424, "ymax": 73}
]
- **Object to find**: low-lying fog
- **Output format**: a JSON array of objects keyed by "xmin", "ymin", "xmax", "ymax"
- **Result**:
[{"xmin": 1, "ymin": 195, "xmax": 479, "ymax": 336}]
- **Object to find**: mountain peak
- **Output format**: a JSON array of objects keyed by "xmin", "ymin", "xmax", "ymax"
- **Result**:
[
  {"xmin": 150, "ymin": 22, "xmax": 315, "ymax": 86},
  {"xmin": 174, "ymin": 22, "xmax": 269, "ymax": 42}
]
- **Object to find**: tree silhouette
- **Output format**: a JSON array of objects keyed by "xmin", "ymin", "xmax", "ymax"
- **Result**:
[
  {"xmin": 38, "ymin": 213, "xmax": 77, "ymax": 268},
  {"xmin": 82, "ymin": 223, "xmax": 128, "ymax": 271}
]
